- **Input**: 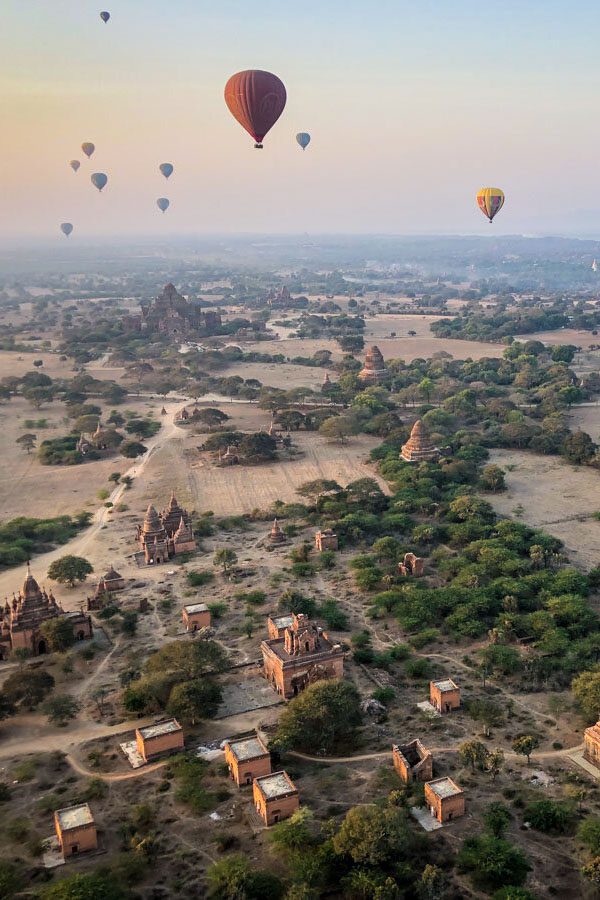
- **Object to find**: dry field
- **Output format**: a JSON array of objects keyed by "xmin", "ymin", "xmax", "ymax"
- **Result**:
[
  {"xmin": 217, "ymin": 358, "xmax": 331, "ymax": 390},
  {"xmin": 361, "ymin": 313, "xmax": 505, "ymax": 361},
  {"xmin": 569, "ymin": 402, "xmax": 600, "ymax": 441},
  {"xmin": 516, "ymin": 327, "xmax": 600, "ymax": 349},
  {"xmin": 486, "ymin": 448, "xmax": 600, "ymax": 569}
]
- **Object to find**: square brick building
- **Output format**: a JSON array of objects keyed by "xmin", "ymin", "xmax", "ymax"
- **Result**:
[
  {"xmin": 182, "ymin": 602, "xmax": 211, "ymax": 632},
  {"xmin": 224, "ymin": 734, "xmax": 271, "ymax": 787},
  {"xmin": 261, "ymin": 613, "xmax": 344, "ymax": 699},
  {"xmin": 253, "ymin": 771, "xmax": 299, "ymax": 826},
  {"xmin": 135, "ymin": 719, "xmax": 184, "ymax": 762},
  {"xmin": 267, "ymin": 613, "xmax": 294, "ymax": 640},
  {"xmin": 424, "ymin": 777, "xmax": 465, "ymax": 823},
  {"xmin": 430, "ymin": 678, "xmax": 460, "ymax": 714},
  {"xmin": 54, "ymin": 804, "xmax": 97, "ymax": 859},
  {"xmin": 584, "ymin": 720, "xmax": 600, "ymax": 768},
  {"xmin": 393, "ymin": 740, "xmax": 433, "ymax": 783},
  {"xmin": 315, "ymin": 529, "xmax": 338, "ymax": 552}
]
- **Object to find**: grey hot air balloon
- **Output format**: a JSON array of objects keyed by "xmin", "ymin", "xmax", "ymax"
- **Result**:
[
  {"xmin": 60, "ymin": 223, "xmax": 73, "ymax": 237},
  {"xmin": 296, "ymin": 132, "xmax": 311, "ymax": 150},
  {"xmin": 91, "ymin": 172, "xmax": 108, "ymax": 192},
  {"xmin": 70, "ymin": 160, "xmax": 80, "ymax": 172},
  {"xmin": 159, "ymin": 163, "xmax": 174, "ymax": 179},
  {"xmin": 81, "ymin": 142, "xmax": 95, "ymax": 158},
  {"xmin": 100, "ymin": 11, "xmax": 110, "ymax": 23},
  {"xmin": 157, "ymin": 198, "xmax": 170, "ymax": 213}
]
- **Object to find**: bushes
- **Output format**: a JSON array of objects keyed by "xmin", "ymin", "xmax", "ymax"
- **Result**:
[
  {"xmin": 0, "ymin": 514, "xmax": 90, "ymax": 571},
  {"xmin": 187, "ymin": 570, "xmax": 215, "ymax": 587},
  {"xmin": 524, "ymin": 799, "xmax": 575, "ymax": 834}
]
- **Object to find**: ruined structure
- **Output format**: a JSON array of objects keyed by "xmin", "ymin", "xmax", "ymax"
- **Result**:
[
  {"xmin": 584, "ymin": 720, "xmax": 600, "ymax": 768},
  {"xmin": 224, "ymin": 735, "xmax": 271, "ymax": 787},
  {"xmin": 88, "ymin": 565, "xmax": 126, "ymax": 609},
  {"xmin": 430, "ymin": 678, "xmax": 460, "ymax": 714},
  {"xmin": 315, "ymin": 529, "xmax": 338, "ymax": 552},
  {"xmin": 261, "ymin": 612, "xmax": 344, "ymax": 699},
  {"xmin": 0, "ymin": 566, "xmax": 92, "ymax": 659},
  {"xmin": 267, "ymin": 613, "xmax": 295, "ymax": 640},
  {"xmin": 77, "ymin": 421, "xmax": 123, "ymax": 457},
  {"xmin": 253, "ymin": 771, "xmax": 299, "ymax": 825},
  {"xmin": 393, "ymin": 740, "xmax": 433, "ymax": 784},
  {"xmin": 399, "ymin": 552, "xmax": 425, "ymax": 577},
  {"xmin": 123, "ymin": 283, "xmax": 222, "ymax": 337},
  {"xmin": 358, "ymin": 345, "xmax": 388, "ymax": 384},
  {"xmin": 135, "ymin": 719, "xmax": 184, "ymax": 762},
  {"xmin": 182, "ymin": 602, "xmax": 211, "ymax": 632},
  {"xmin": 400, "ymin": 420, "xmax": 440, "ymax": 463},
  {"xmin": 268, "ymin": 518, "xmax": 286, "ymax": 545},
  {"xmin": 136, "ymin": 493, "xmax": 196, "ymax": 565},
  {"xmin": 424, "ymin": 777, "xmax": 465, "ymax": 823},
  {"xmin": 54, "ymin": 804, "xmax": 97, "ymax": 859}
]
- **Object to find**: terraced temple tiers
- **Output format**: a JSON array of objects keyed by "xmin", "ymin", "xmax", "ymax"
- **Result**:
[
  {"xmin": 358, "ymin": 344, "xmax": 388, "ymax": 384},
  {"xmin": 400, "ymin": 419, "xmax": 440, "ymax": 463}
]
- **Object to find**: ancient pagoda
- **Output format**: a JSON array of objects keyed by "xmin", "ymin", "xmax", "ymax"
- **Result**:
[
  {"xmin": 136, "ymin": 493, "xmax": 196, "ymax": 565},
  {"xmin": 358, "ymin": 345, "xmax": 388, "ymax": 384},
  {"xmin": 401, "ymin": 419, "xmax": 440, "ymax": 463},
  {"xmin": 269, "ymin": 519, "xmax": 286, "ymax": 545}
]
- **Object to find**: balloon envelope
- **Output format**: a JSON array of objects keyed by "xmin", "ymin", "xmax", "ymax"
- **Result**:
[
  {"xmin": 81, "ymin": 142, "xmax": 95, "ymax": 158},
  {"xmin": 477, "ymin": 187, "xmax": 505, "ymax": 223},
  {"xmin": 157, "ymin": 198, "xmax": 170, "ymax": 213},
  {"xmin": 296, "ymin": 132, "xmax": 311, "ymax": 150},
  {"xmin": 159, "ymin": 163, "xmax": 174, "ymax": 179},
  {"xmin": 224, "ymin": 70, "xmax": 287, "ymax": 147},
  {"xmin": 69, "ymin": 160, "xmax": 80, "ymax": 172},
  {"xmin": 60, "ymin": 223, "xmax": 73, "ymax": 237},
  {"xmin": 100, "ymin": 11, "xmax": 110, "ymax": 23},
  {"xmin": 91, "ymin": 172, "xmax": 108, "ymax": 192}
]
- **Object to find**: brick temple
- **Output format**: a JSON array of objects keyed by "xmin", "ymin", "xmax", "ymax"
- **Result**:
[
  {"xmin": 358, "ymin": 345, "xmax": 388, "ymax": 384},
  {"xmin": 123, "ymin": 283, "xmax": 222, "ymax": 337},
  {"xmin": 224, "ymin": 734, "xmax": 271, "ymax": 787},
  {"xmin": 400, "ymin": 419, "xmax": 440, "ymax": 463},
  {"xmin": 393, "ymin": 740, "xmax": 433, "ymax": 783},
  {"xmin": 584, "ymin": 720, "xmax": 600, "ymax": 768},
  {"xmin": 261, "ymin": 612, "xmax": 344, "ymax": 699},
  {"xmin": 136, "ymin": 493, "xmax": 196, "ymax": 565}
]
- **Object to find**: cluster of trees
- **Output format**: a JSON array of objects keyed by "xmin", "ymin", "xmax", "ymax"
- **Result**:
[
  {"xmin": 203, "ymin": 430, "xmax": 281, "ymax": 462},
  {"xmin": 431, "ymin": 305, "xmax": 572, "ymax": 341},
  {"xmin": 0, "ymin": 513, "xmax": 91, "ymax": 570}
]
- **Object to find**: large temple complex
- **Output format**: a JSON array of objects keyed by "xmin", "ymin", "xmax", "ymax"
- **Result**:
[
  {"xmin": 123, "ymin": 283, "xmax": 222, "ymax": 337},
  {"xmin": 0, "ymin": 566, "xmax": 92, "ymax": 659},
  {"xmin": 136, "ymin": 493, "xmax": 196, "ymax": 565},
  {"xmin": 358, "ymin": 345, "xmax": 389, "ymax": 384},
  {"xmin": 261, "ymin": 612, "xmax": 344, "ymax": 699},
  {"xmin": 400, "ymin": 419, "xmax": 440, "ymax": 463}
]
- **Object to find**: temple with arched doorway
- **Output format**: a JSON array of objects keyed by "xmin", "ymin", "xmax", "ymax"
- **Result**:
[
  {"xmin": 135, "ymin": 493, "xmax": 196, "ymax": 566},
  {"xmin": 260, "ymin": 612, "xmax": 344, "ymax": 699},
  {"xmin": 0, "ymin": 565, "xmax": 92, "ymax": 660}
]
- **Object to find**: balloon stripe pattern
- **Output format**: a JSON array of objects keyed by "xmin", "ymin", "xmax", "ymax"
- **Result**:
[
  {"xmin": 296, "ymin": 132, "xmax": 311, "ymax": 150},
  {"xmin": 477, "ymin": 187, "xmax": 505, "ymax": 223},
  {"xmin": 224, "ymin": 70, "xmax": 287, "ymax": 147}
]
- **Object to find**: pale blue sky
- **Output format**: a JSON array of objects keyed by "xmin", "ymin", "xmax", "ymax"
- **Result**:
[{"xmin": 3, "ymin": 0, "xmax": 600, "ymax": 237}]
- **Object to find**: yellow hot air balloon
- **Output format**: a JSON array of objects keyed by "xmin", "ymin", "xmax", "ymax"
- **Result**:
[{"xmin": 477, "ymin": 187, "xmax": 505, "ymax": 223}]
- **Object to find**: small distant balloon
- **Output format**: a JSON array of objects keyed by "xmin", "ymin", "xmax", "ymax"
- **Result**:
[
  {"xmin": 477, "ymin": 187, "xmax": 505, "ymax": 223},
  {"xmin": 296, "ymin": 132, "xmax": 311, "ymax": 150},
  {"xmin": 81, "ymin": 142, "xmax": 95, "ymax": 158},
  {"xmin": 157, "ymin": 198, "xmax": 170, "ymax": 213},
  {"xmin": 100, "ymin": 11, "xmax": 110, "ymax": 23},
  {"xmin": 69, "ymin": 160, "xmax": 80, "ymax": 172},
  {"xmin": 60, "ymin": 223, "xmax": 73, "ymax": 237},
  {"xmin": 91, "ymin": 172, "xmax": 108, "ymax": 192},
  {"xmin": 159, "ymin": 163, "xmax": 174, "ymax": 179}
]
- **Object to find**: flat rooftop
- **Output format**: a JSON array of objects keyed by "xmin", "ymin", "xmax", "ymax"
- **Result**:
[
  {"xmin": 138, "ymin": 719, "xmax": 182, "ymax": 740},
  {"xmin": 432, "ymin": 679, "xmax": 458, "ymax": 692},
  {"xmin": 255, "ymin": 771, "xmax": 296, "ymax": 800},
  {"xmin": 263, "ymin": 633, "xmax": 339, "ymax": 663},
  {"xmin": 269, "ymin": 614, "xmax": 294, "ymax": 629},
  {"xmin": 184, "ymin": 602, "xmax": 209, "ymax": 614},
  {"xmin": 227, "ymin": 736, "xmax": 269, "ymax": 762},
  {"xmin": 55, "ymin": 803, "xmax": 94, "ymax": 831},
  {"xmin": 427, "ymin": 777, "xmax": 462, "ymax": 799}
]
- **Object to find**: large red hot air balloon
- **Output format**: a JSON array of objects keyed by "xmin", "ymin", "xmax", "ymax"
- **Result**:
[{"xmin": 224, "ymin": 70, "xmax": 287, "ymax": 148}]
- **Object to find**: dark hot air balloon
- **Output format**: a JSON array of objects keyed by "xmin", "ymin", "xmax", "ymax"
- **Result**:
[
  {"xmin": 70, "ymin": 160, "xmax": 80, "ymax": 172},
  {"xmin": 477, "ymin": 187, "xmax": 505, "ymax": 223},
  {"xmin": 60, "ymin": 223, "xmax": 73, "ymax": 237},
  {"xmin": 91, "ymin": 172, "xmax": 108, "ymax": 192},
  {"xmin": 224, "ymin": 70, "xmax": 287, "ymax": 148},
  {"xmin": 100, "ymin": 11, "xmax": 110, "ymax": 23},
  {"xmin": 159, "ymin": 163, "xmax": 174, "ymax": 179},
  {"xmin": 296, "ymin": 132, "xmax": 311, "ymax": 150},
  {"xmin": 157, "ymin": 198, "xmax": 170, "ymax": 213},
  {"xmin": 81, "ymin": 142, "xmax": 95, "ymax": 158}
]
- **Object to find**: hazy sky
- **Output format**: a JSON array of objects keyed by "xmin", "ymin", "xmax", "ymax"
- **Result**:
[{"xmin": 3, "ymin": 0, "xmax": 600, "ymax": 239}]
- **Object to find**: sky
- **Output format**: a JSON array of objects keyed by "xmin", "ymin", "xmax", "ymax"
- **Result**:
[{"xmin": 3, "ymin": 0, "xmax": 600, "ymax": 239}]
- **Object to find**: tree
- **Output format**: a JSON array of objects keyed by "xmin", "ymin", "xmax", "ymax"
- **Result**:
[
  {"xmin": 512, "ymin": 735, "xmax": 539, "ymax": 765},
  {"xmin": 0, "ymin": 861, "xmax": 24, "ymax": 899},
  {"xmin": 207, "ymin": 854, "xmax": 285, "ymax": 900},
  {"xmin": 457, "ymin": 834, "xmax": 530, "ymax": 891},
  {"xmin": 524, "ymin": 799, "xmax": 574, "ymax": 833},
  {"xmin": 120, "ymin": 440, "xmax": 147, "ymax": 458},
  {"xmin": 239, "ymin": 432, "xmax": 277, "ymax": 462},
  {"xmin": 144, "ymin": 640, "xmax": 227, "ymax": 681},
  {"xmin": 167, "ymin": 679, "xmax": 222, "ymax": 725},
  {"xmin": 268, "ymin": 808, "xmax": 315, "ymax": 858},
  {"xmin": 272, "ymin": 680, "xmax": 361, "ymax": 754},
  {"xmin": 572, "ymin": 668, "xmax": 600, "ymax": 721},
  {"xmin": 48, "ymin": 555, "xmax": 93, "ymax": 587},
  {"xmin": 578, "ymin": 816, "xmax": 600, "ymax": 855},
  {"xmin": 332, "ymin": 803, "xmax": 417, "ymax": 867},
  {"xmin": 213, "ymin": 547, "xmax": 238, "ymax": 574},
  {"xmin": 42, "ymin": 695, "xmax": 80, "ymax": 726},
  {"xmin": 319, "ymin": 415, "xmax": 357, "ymax": 444},
  {"xmin": 195, "ymin": 408, "xmax": 230, "ymax": 430},
  {"xmin": 563, "ymin": 430, "xmax": 596, "ymax": 464},
  {"xmin": 467, "ymin": 698, "xmax": 504, "ymax": 737},
  {"xmin": 0, "ymin": 695, "xmax": 16, "ymax": 720},
  {"xmin": 39, "ymin": 872, "xmax": 127, "ymax": 900},
  {"xmin": 487, "ymin": 749, "xmax": 505, "ymax": 782},
  {"xmin": 16, "ymin": 433, "xmax": 36, "ymax": 454},
  {"xmin": 484, "ymin": 802, "xmax": 511, "ymax": 837},
  {"xmin": 582, "ymin": 857, "xmax": 600, "ymax": 888},
  {"xmin": 125, "ymin": 418, "xmax": 160, "ymax": 440},
  {"xmin": 459, "ymin": 739, "xmax": 489, "ymax": 772},
  {"xmin": 479, "ymin": 465, "xmax": 506, "ymax": 492},
  {"xmin": 108, "ymin": 472, "xmax": 121, "ymax": 484},
  {"xmin": 419, "ymin": 377, "xmax": 435, "ymax": 403},
  {"xmin": 417, "ymin": 864, "xmax": 447, "ymax": 900},
  {"xmin": 23, "ymin": 386, "xmax": 53, "ymax": 409},
  {"xmin": 3, "ymin": 669, "xmax": 55, "ymax": 708},
  {"xmin": 40, "ymin": 617, "xmax": 76, "ymax": 652}
]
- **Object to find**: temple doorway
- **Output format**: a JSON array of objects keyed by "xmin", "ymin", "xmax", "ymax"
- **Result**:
[{"xmin": 38, "ymin": 639, "xmax": 47, "ymax": 654}]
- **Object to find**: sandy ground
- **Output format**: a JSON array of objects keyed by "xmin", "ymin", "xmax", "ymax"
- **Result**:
[
  {"xmin": 516, "ymin": 328, "xmax": 600, "ymax": 349},
  {"xmin": 0, "ymin": 351, "xmax": 76, "ymax": 381},
  {"xmin": 217, "ymin": 359, "xmax": 330, "ymax": 390},
  {"xmin": 487, "ymin": 448, "xmax": 600, "ymax": 569},
  {"xmin": 569, "ymin": 402, "xmax": 600, "ymax": 442},
  {"xmin": 361, "ymin": 313, "xmax": 505, "ymax": 361}
]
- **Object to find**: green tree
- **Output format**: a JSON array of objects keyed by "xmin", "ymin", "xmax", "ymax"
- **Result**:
[
  {"xmin": 39, "ymin": 871, "xmax": 127, "ymax": 900},
  {"xmin": 167, "ymin": 679, "xmax": 222, "ymax": 725},
  {"xmin": 484, "ymin": 802, "xmax": 512, "ymax": 837},
  {"xmin": 563, "ymin": 430, "xmax": 596, "ymax": 464},
  {"xmin": 487, "ymin": 749, "xmax": 505, "ymax": 782},
  {"xmin": 145, "ymin": 640, "xmax": 227, "ymax": 681},
  {"xmin": 268, "ymin": 808, "xmax": 315, "ymax": 858},
  {"xmin": 479, "ymin": 465, "xmax": 506, "ymax": 492},
  {"xmin": 207, "ymin": 854, "xmax": 285, "ymax": 899},
  {"xmin": 467, "ymin": 698, "xmax": 504, "ymax": 737},
  {"xmin": 459, "ymin": 739, "xmax": 489, "ymax": 772},
  {"xmin": 273, "ymin": 680, "xmax": 361, "ymax": 754},
  {"xmin": 3, "ymin": 669, "xmax": 54, "ymax": 708},
  {"xmin": 332, "ymin": 803, "xmax": 417, "ymax": 867},
  {"xmin": 40, "ymin": 617, "xmax": 76, "ymax": 652},
  {"xmin": 47, "ymin": 555, "xmax": 93, "ymax": 587},
  {"xmin": 42, "ymin": 695, "xmax": 80, "ymax": 726},
  {"xmin": 239, "ymin": 432, "xmax": 278, "ymax": 462},
  {"xmin": 578, "ymin": 816, "xmax": 600, "ymax": 855},
  {"xmin": 0, "ymin": 861, "xmax": 24, "ymax": 899},
  {"xmin": 572, "ymin": 668, "xmax": 600, "ymax": 722},
  {"xmin": 457, "ymin": 834, "xmax": 530, "ymax": 891},
  {"xmin": 582, "ymin": 857, "xmax": 600, "ymax": 888},
  {"xmin": 512, "ymin": 735, "xmax": 539, "ymax": 765},
  {"xmin": 417, "ymin": 864, "xmax": 447, "ymax": 900},
  {"xmin": 524, "ymin": 799, "xmax": 574, "ymax": 834},
  {"xmin": 16, "ymin": 433, "xmax": 37, "ymax": 454},
  {"xmin": 213, "ymin": 547, "xmax": 238, "ymax": 574},
  {"xmin": 319, "ymin": 415, "xmax": 358, "ymax": 444},
  {"xmin": 120, "ymin": 440, "xmax": 147, "ymax": 459}
]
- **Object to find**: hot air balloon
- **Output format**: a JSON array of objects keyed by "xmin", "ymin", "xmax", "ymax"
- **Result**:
[
  {"xmin": 60, "ymin": 223, "xmax": 73, "ymax": 237},
  {"xmin": 296, "ymin": 132, "xmax": 311, "ymax": 150},
  {"xmin": 157, "ymin": 198, "xmax": 170, "ymax": 213},
  {"xmin": 69, "ymin": 160, "xmax": 80, "ymax": 173},
  {"xmin": 224, "ymin": 70, "xmax": 287, "ymax": 148},
  {"xmin": 159, "ymin": 163, "xmax": 174, "ymax": 180},
  {"xmin": 81, "ymin": 142, "xmax": 95, "ymax": 159},
  {"xmin": 100, "ymin": 11, "xmax": 110, "ymax": 23},
  {"xmin": 477, "ymin": 187, "xmax": 505, "ymax": 223},
  {"xmin": 91, "ymin": 172, "xmax": 108, "ymax": 192}
]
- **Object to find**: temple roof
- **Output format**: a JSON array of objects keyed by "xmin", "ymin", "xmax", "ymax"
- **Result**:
[
  {"xmin": 142, "ymin": 504, "xmax": 164, "ymax": 534},
  {"xmin": 22, "ymin": 566, "xmax": 41, "ymax": 600}
]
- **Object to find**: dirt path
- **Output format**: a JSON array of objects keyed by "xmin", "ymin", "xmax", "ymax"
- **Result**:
[
  {"xmin": 66, "ymin": 753, "xmax": 168, "ymax": 782},
  {"xmin": 288, "ymin": 743, "xmax": 584, "ymax": 766}
]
